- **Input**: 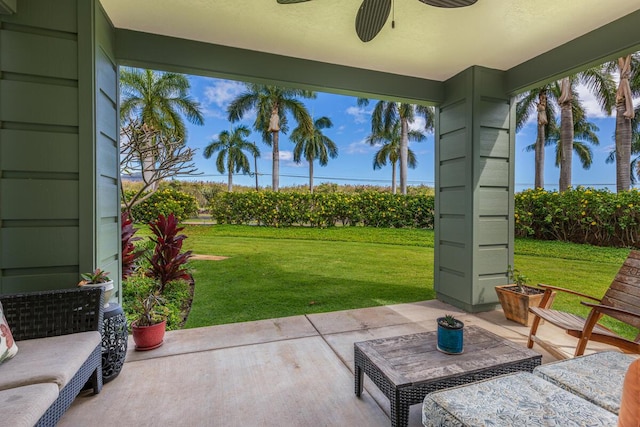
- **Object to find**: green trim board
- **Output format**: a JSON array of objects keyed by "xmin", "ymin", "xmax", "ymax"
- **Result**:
[
  {"xmin": 114, "ymin": 29, "xmax": 443, "ymax": 106},
  {"xmin": 77, "ymin": 0, "xmax": 120, "ymax": 299}
]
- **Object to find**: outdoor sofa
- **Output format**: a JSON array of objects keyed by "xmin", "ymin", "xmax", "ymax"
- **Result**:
[
  {"xmin": 0, "ymin": 287, "xmax": 104, "ymax": 427},
  {"xmin": 422, "ymin": 351, "xmax": 640, "ymax": 426}
]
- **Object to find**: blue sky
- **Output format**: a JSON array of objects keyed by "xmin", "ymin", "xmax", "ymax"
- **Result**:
[{"xmin": 179, "ymin": 75, "xmax": 625, "ymax": 193}]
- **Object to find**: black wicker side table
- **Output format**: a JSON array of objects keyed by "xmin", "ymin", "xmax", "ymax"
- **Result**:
[
  {"xmin": 102, "ymin": 302, "xmax": 128, "ymax": 383},
  {"xmin": 354, "ymin": 326, "xmax": 542, "ymax": 427}
]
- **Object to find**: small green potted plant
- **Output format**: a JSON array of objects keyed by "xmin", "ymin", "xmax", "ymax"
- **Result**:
[
  {"xmin": 130, "ymin": 291, "xmax": 169, "ymax": 351},
  {"xmin": 436, "ymin": 314, "xmax": 464, "ymax": 354},
  {"xmin": 494, "ymin": 265, "xmax": 547, "ymax": 326},
  {"xmin": 78, "ymin": 268, "xmax": 114, "ymax": 308}
]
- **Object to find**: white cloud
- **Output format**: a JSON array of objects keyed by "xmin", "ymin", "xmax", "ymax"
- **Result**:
[
  {"xmin": 197, "ymin": 80, "xmax": 246, "ymax": 120},
  {"xmin": 346, "ymin": 106, "xmax": 370, "ymax": 124},
  {"xmin": 346, "ymin": 138, "xmax": 374, "ymax": 154},
  {"xmin": 409, "ymin": 116, "xmax": 426, "ymax": 132},
  {"xmin": 264, "ymin": 150, "xmax": 294, "ymax": 161},
  {"xmin": 280, "ymin": 151, "xmax": 293, "ymax": 161},
  {"xmin": 204, "ymin": 80, "xmax": 245, "ymax": 108},
  {"xmin": 575, "ymin": 83, "xmax": 612, "ymax": 119}
]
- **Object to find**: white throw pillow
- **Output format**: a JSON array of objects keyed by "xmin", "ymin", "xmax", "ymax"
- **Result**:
[{"xmin": 0, "ymin": 301, "xmax": 18, "ymax": 364}]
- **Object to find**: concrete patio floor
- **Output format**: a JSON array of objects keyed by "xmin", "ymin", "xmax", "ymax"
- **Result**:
[{"xmin": 58, "ymin": 300, "xmax": 619, "ymax": 427}]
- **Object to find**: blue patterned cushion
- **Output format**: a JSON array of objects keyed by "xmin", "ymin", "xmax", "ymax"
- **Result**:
[
  {"xmin": 422, "ymin": 372, "xmax": 618, "ymax": 426},
  {"xmin": 534, "ymin": 351, "xmax": 636, "ymax": 414}
]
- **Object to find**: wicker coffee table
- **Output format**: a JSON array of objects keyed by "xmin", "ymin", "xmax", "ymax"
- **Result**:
[{"xmin": 354, "ymin": 325, "xmax": 542, "ymax": 427}]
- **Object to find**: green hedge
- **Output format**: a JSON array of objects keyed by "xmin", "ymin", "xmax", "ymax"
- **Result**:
[
  {"xmin": 515, "ymin": 187, "xmax": 640, "ymax": 248},
  {"xmin": 127, "ymin": 188, "xmax": 198, "ymax": 223},
  {"xmin": 208, "ymin": 191, "xmax": 435, "ymax": 228}
]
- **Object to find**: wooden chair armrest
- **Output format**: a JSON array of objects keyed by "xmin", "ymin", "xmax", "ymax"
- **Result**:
[
  {"xmin": 581, "ymin": 302, "xmax": 640, "ymax": 319},
  {"xmin": 537, "ymin": 284, "xmax": 601, "ymax": 302}
]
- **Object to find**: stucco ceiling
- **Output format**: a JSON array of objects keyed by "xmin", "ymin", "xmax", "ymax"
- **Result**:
[{"xmin": 100, "ymin": 0, "xmax": 640, "ymax": 82}]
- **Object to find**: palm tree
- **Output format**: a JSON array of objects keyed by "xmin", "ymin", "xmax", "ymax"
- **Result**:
[
  {"xmin": 227, "ymin": 84, "xmax": 315, "ymax": 191},
  {"xmin": 547, "ymin": 104, "xmax": 600, "ymax": 178},
  {"xmin": 607, "ymin": 103, "xmax": 640, "ymax": 185},
  {"xmin": 517, "ymin": 66, "xmax": 614, "ymax": 191},
  {"xmin": 557, "ymin": 77, "xmax": 574, "ymax": 192},
  {"xmin": 367, "ymin": 120, "xmax": 424, "ymax": 194},
  {"xmin": 203, "ymin": 125, "xmax": 260, "ymax": 192},
  {"xmin": 120, "ymin": 68, "xmax": 204, "ymax": 189},
  {"xmin": 290, "ymin": 116, "xmax": 338, "ymax": 193},
  {"xmin": 604, "ymin": 54, "xmax": 640, "ymax": 192},
  {"xmin": 556, "ymin": 68, "xmax": 615, "ymax": 192},
  {"xmin": 516, "ymin": 86, "xmax": 558, "ymax": 188},
  {"xmin": 524, "ymin": 83, "xmax": 601, "ymax": 188},
  {"xmin": 357, "ymin": 99, "xmax": 434, "ymax": 195}
]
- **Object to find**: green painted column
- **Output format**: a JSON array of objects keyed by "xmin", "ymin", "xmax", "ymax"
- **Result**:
[{"xmin": 434, "ymin": 66, "xmax": 515, "ymax": 312}]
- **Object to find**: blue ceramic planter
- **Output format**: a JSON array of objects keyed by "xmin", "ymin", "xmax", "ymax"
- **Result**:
[{"xmin": 437, "ymin": 319, "xmax": 464, "ymax": 354}]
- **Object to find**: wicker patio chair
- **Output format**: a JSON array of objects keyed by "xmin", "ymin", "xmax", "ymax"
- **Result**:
[
  {"xmin": 1, "ymin": 287, "xmax": 104, "ymax": 426},
  {"xmin": 527, "ymin": 250, "xmax": 640, "ymax": 359}
]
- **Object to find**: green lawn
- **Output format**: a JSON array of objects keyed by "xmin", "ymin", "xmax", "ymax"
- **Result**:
[{"xmin": 175, "ymin": 225, "xmax": 636, "ymax": 339}]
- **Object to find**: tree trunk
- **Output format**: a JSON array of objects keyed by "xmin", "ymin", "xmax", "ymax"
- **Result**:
[
  {"xmin": 535, "ymin": 90, "xmax": 547, "ymax": 189},
  {"xmin": 254, "ymin": 154, "xmax": 259, "ymax": 191},
  {"xmin": 615, "ymin": 55, "xmax": 634, "ymax": 193},
  {"xmin": 142, "ymin": 154, "xmax": 157, "ymax": 191},
  {"xmin": 399, "ymin": 117, "xmax": 409, "ymax": 195},
  {"xmin": 227, "ymin": 156, "xmax": 233, "ymax": 192},
  {"xmin": 309, "ymin": 159, "xmax": 314, "ymax": 194},
  {"xmin": 391, "ymin": 160, "xmax": 397, "ymax": 195},
  {"xmin": 535, "ymin": 124, "xmax": 545, "ymax": 189},
  {"xmin": 615, "ymin": 102, "xmax": 632, "ymax": 192},
  {"xmin": 272, "ymin": 131, "xmax": 279, "ymax": 192},
  {"xmin": 558, "ymin": 78, "xmax": 573, "ymax": 192}
]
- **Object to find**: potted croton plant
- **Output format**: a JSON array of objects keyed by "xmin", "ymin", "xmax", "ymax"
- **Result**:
[
  {"xmin": 131, "ymin": 291, "xmax": 169, "ymax": 351},
  {"xmin": 494, "ymin": 265, "xmax": 547, "ymax": 326},
  {"xmin": 436, "ymin": 314, "xmax": 464, "ymax": 354},
  {"xmin": 78, "ymin": 268, "xmax": 114, "ymax": 308}
]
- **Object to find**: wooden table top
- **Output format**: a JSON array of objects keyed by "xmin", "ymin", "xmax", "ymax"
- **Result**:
[{"xmin": 354, "ymin": 326, "xmax": 541, "ymax": 387}]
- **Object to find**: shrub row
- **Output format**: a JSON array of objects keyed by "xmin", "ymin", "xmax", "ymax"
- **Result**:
[
  {"xmin": 515, "ymin": 187, "xmax": 640, "ymax": 248},
  {"xmin": 125, "ymin": 188, "xmax": 198, "ymax": 223},
  {"xmin": 208, "ymin": 191, "xmax": 435, "ymax": 228}
]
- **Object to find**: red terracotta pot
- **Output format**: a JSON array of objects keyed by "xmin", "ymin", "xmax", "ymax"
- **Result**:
[{"xmin": 132, "ymin": 319, "xmax": 166, "ymax": 351}]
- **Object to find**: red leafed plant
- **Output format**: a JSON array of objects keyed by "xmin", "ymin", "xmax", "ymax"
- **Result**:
[
  {"xmin": 147, "ymin": 213, "xmax": 192, "ymax": 292},
  {"xmin": 122, "ymin": 211, "xmax": 142, "ymax": 280}
]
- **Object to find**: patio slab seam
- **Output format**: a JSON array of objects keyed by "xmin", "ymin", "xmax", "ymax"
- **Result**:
[{"xmin": 124, "ymin": 332, "xmax": 324, "ymax": 364}]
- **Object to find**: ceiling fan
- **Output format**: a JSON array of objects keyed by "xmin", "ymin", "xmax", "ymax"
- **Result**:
[{"xmin": 276, "ymin": 0, "xmax": 478, "ymax": 42}]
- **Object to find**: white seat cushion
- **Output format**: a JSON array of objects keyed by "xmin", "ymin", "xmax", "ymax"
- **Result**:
[
  {"xmin": 0, "ymin": 383, "xmax": 59, "ymax": 427},
  {"xmin": 0, "ymin": 331, "xmax": 100, "ymax": 391}
]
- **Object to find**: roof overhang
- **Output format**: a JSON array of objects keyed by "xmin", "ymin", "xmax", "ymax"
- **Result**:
[{"xmin": 101, "ymin": 0, "xmax": 640, "ymax": 103}]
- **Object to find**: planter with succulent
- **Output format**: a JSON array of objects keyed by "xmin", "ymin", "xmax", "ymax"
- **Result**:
[
  {"xmin": 131, "ymin": 291, "xmax": 169, "ymax": 351},
  {"xmin": 495, "ymin": 266, "xmax": 548, "ymax": 326},
  {"xmin": 78, "ymin": 268, "xmax": 114, "ymax": 308},
  {"xmin": 436, "ymin": 314, "xmax": 464, "ymax": 354}
]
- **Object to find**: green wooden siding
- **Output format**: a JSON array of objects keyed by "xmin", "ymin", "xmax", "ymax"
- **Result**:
[{"xmin": 0, "ymin": 0, "xmax": 118, "ymax": 295}]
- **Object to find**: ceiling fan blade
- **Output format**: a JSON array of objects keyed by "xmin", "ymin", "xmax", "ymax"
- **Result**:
[
  {"xmin": 418, "ymin": 0, "xmax": 477, "ymax": 7},
  {"xmin": 276, "ymin": 0, "xmax": 312, "ymax": 3},
  {"xmin": 355, "ymin": 0, "xmax": 392, "ymax": 42}
]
